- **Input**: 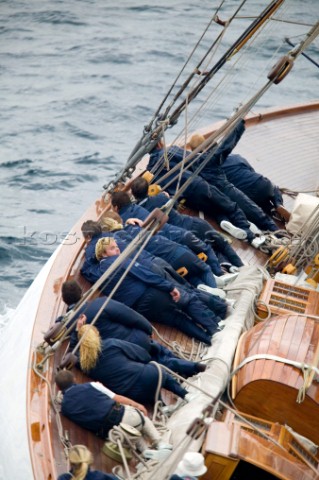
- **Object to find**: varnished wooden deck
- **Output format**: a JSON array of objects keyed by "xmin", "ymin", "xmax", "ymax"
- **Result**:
[{"xmin": 28, "ymin": 101, "xmax": 319, "ymax": 479}]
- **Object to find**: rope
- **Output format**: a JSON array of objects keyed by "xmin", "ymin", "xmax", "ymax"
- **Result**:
[
  {"xmin": 277, "ymin": 205, "xmax": 319, "ymax": 271},
  {"xmin": 151, "ymin": 325, "xmax": 205, "ymax": 361},
  {"xmin": 149, "ymin": 361, "xmax": 165, "ymax": 424},
  {"xmin": 151, "ymin": 53, "xmax": 299, "ymax": 204},
  {"xmin": 140, "ymin": 356, "xmax": 317, "ymax": 479}
]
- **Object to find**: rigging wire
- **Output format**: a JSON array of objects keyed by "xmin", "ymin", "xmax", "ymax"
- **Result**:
[
  {"xmin": 167, "ymin": 0, "xmax": 286, "ymax": 127},
  {"xmin": 150, "ymin": 0, "xmax": 248, "ymax": 126},
  {"xmin": 148, "ymin": 0, "xmax": 292, "ymax": 163},
  {"xmin": 147, "ymin": 19, "xmax": 319, "ymax": 205},
  {"xmin": 285, "ymin": 37, "xmax": 319, "ymax": 67},
  {"xmin": 103, "ymin": 0, "xmax": 287, "ymax": 193},
  {"xmin": 143, "ymin": 0, "xmax": 229, "ymax": 133}
]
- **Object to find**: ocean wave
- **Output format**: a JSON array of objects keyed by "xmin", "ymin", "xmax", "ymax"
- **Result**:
[
  {"xmin": 74, "ymin": 152, "xmax": 111, "ymax": 165},
  {"xmin": 0, "ymin": 237, "xmax": 52, "ymax": 262},
  {"xmin": 11, "ymin": 10, "xmax": 88, "ymax": 27},
  {"xmin": 0, "ymin": 158, "xmax": 32, "ymax": 169},
  {"xmin": 8, "ymin": 175, "xmax": 99, "ymax": 190},
  {"xmin": 0, "ymin": 304, "xmax": 15, "ymax": 333},
  {"xmin": 89, "ymin": 53, "xmax": 132, "ymax": 65},
  {"xmin": 62, "ymin": 121, "xmax": 101, "ymax": 140}
]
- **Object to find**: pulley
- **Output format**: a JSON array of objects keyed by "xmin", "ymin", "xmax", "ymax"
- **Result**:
[
  {"xmin": 43, "ymin": 323, "xmax": 67, "ymax": 346},
  {"xmin": 268, "ymin": 246, "xmax": 289, "ymax": 267},
  {"xmin": 59, "ymin": 352, "xmax": 78, "ymax": 370},
  {"xmin": 268, "ymin": 55, "xmax": 294, "ymax": 84}
]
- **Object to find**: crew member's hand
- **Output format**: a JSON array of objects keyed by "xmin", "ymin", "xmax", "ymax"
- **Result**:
[
  {"xmin": 126, "ymin": 217, "xmax": 143, "ymax": 227},
  {"xmin": 170, "ymin": 287, "xmax": 181, "ymax": 302},
  {"xmin": 134, "ymin": 403, "xmax": 148, "ymax": 416},
  {"xmin": 76, "ymin": 314, "xmax": 87, "ymax": 331}
]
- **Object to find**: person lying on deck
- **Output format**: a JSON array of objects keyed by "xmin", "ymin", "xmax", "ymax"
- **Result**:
[
  {"xmin": 221, "ymin": 153, "xmax": 289, "ymax": 221},
  {"xmin": 94, "ymin": 236, "xmax": 223, "ymax": 344},
  {"xmin": 55, "ymin": 372, "xmax": 173, "ymax": 463},
  {"xmin": 130, "ymin": 176, "xmax": 244, "ymax": 274},
  {"xmin": 98, "ymin": 213, "xmax": 219, "ymax": 289},
  {"xmin": 80, "ymin": 219, "xmax": 228, "ymax": 321},
  {"xmin": 188, "ymin": 121, "xmax": 279, "ymax": 233},
  {"xmin": 60, "ymin": 280, "xmax": 207, "ymax": 378},
  {"xmin": 147, "ymin": 137, "xmax": 266, "ymax": 249},
  {"xmin": 110, "ymin": 191, "xmax": 226, "ymax": 275},
  {"xmin": 80, "ymin": 219, "xmax": 186, "ymax": 285},
  {"xmin": 75, "ymin": 324, "xmax": 196, "ymax": 406},
  {"xmin": 57, "ymin": 444, "xmax": 118, "ymax": 480}
]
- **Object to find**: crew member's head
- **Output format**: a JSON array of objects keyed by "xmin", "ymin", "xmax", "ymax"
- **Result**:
[
  {"xmin": 95, "ymin": 237, "xmax": 120, "ymax": 261},
  {"xmin": 131, "ymin": 177, "xmax": 149, "ymax": 200}
]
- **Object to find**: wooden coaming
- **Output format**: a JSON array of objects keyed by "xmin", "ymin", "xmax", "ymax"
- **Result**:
[{"xmin": 232, "ymin": 315, "xmax": 319, "ymax": 445}]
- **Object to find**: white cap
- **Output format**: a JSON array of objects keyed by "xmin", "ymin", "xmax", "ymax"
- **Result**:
[{"xmin": 175, "ymin": 452, "xmax": 207, "ymax": 477}]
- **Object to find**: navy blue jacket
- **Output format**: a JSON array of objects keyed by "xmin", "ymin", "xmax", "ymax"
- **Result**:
[
  {"xmin": 148, "ymin": 152, "xmax": 221, "ymax": 206},
  {"xmin": 119, "ymin": 203, "xmax": 214, "ymax": 258},
  {"xmin": 60, "ymin": 382, "xmax": 124, "ymax": 434},
  {"xmin": 191, "ymin": 120, "xmax": 246, "ymax": 185},
  {"xmin": 119, "ymin": 203, "xmax": 189, "ymax": 241},
  {"xmin": 222, "ymin": 153, "xmax": 283, "ymax": 206},
  {"xmin": 137, "ymin": 192, "xmax": 220, "ymax": 239},
  {"xmin": 83, "ymin": 338, "xmax": 160, "ymax": 402},
  {"xmin": 81, "ymin": 229, "xmax": 166, "ymax": 284},
  {"xmin": 97, "ymin": 255, "xmax": 174, "ymax": 306},
  {"xmin": 138, "ymin": 192, "xmax": 183, "ymax": 225},
  {"xmin": 222, "ymin": 153, "xmax": 262, "ymax": 190},
  {"xmin": 125, "ymin": 224, "xmax": 196, "ymax": 265},
  {"xmin": 67, "ymin": 296, "xmax": 152, "ymax": 352},
  {"xmin": 58, "ymin": 469, "xmax": 117, "ymax": 480}
]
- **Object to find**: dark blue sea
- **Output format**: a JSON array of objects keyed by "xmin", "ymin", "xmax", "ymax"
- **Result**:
[{"xmin": 0, "ymin": 0, "xmax": 318, "ymax": 326}]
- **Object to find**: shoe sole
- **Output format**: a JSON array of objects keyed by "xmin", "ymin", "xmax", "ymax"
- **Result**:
[{"xmin": 220, "ymin": 221, "xmax": 247, "ymax": 240}]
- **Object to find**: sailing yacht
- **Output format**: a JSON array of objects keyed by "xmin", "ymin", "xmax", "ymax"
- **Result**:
[{"xmin": 1, "ymin": 1, "xmax": 318, "ymax": 479}]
